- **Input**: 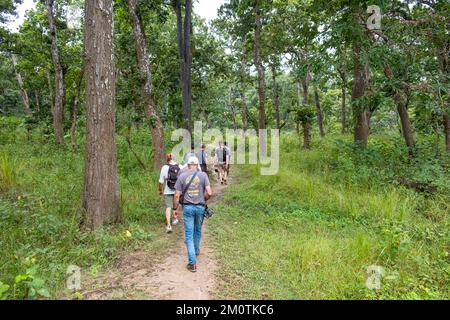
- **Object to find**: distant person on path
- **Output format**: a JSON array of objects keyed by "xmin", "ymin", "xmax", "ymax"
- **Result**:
[
  {"xmin": 183, "ymin": 143, "xmax": 197, "ymax": 165},
  {"xmin": 159, "ymin": 154, "xmax": 181, "ymax": 233},
  {"xmin": 215, "ymin": 141, "xmax": 229, "ymax": 185},
  {"xmin": 197, "ymin": 143, "xmax": 209, "ymax": 173},
  {"xmin": 173, "ymin": 156, "xmax": 212, "ymax": 272},
  {"xmin": 224, "ymin": 141, "xmax": 231, "ymax": 177}
]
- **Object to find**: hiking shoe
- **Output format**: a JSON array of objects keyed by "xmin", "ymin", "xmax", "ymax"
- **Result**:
[
  {"xmin": 166, "ymin": 225, "xmax": 172, "ymax": 233},
  {"xmin": 172, "ymin": 218, "xmax": 179, "ymax": 226},
  {"xmin": 187, "ymin": 264, "xmax": 197, "ymax": 273}
]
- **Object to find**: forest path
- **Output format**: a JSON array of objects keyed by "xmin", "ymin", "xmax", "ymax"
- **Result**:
[{"xmin": 82, "ymin": 171, "xmax": 229, "ymax": 300}]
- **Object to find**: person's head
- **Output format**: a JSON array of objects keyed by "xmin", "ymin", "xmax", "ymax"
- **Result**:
[
  {"xmin": 218, "ymin": 141, "xmax": 223, "ymax": 147},
  {"xmin": 201, "ymin": 143, "xmax": 206, "ymax": 150},
  {"xmin": 224, "ymin": 141, "xmax": 228, "ymax": 147},
  {"xmin": 191, "ymin": 143, "xmax": 195, "ymax": 152},
  {"xmin": 166, "ymin": 153, "xmax": 174, "ymax": 163},
  {"xmin": 187, "ymin": 156, "xmax": 199, "ymax": 170}
]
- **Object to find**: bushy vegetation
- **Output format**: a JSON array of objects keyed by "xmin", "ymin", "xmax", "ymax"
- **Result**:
[
  {"xmin": 0, "ymin": 117, "xmax": 165, "ymax": 299},
  {"xmin": 210, "ymin": 132, "xmax": 449, "ymax": 299}
]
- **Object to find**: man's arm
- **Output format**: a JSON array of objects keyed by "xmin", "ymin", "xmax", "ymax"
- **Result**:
[
  {"xmin": 173, "ymin": 190, "xmax": 181, "ymax": 210},
  {"xmin": 205, "ymin": 185, "xmax": 212, "ymax": 201}
]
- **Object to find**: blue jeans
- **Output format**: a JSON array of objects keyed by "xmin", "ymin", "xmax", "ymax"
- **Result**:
[{"xmin": 183, "ymin": 205, "xmax": 205, "ymax": 265}]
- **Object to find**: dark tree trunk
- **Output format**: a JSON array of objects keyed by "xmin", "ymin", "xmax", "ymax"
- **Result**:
[
  {"xmin": 128, "ymin": 0, "xmax": 165, "ymax": 171},
  {"xmin": 71, "ymin": 67, "xmax": 83, "ymax": 151},
  {"xmin": 436, "ymin": 42, "xmax": 449, "ymax": 151},
  {"xmin": 46, "ymin": 0, "xmax": 65, "ymax": 146},
  {"xmin": 313, "ymin": 81, "xmax": 325, "ymax": 137},
  {"xmin": 82, "ymin": 0, "xmax": 120, "ymax": 229},
  {"xmin": 11, "ymin": 54, "xmax": 32, "ymax": 116},
  {"xmin": 397, "ymin": 99, "xmax": 415, "ymax": 155},
  {"xmin": 253, "ymin": 0, "xmax": 266, "ymax": 149},
  {"xmin": 271, "ymin": 63, "xmax": 281, "ymax": 130},
  {"xmin": 302, "ymin": 122, "xmax": 311, "ymax": 149},
  {"xmin": 351, "ymin": 42, "xmax": 370, "ymax": 147},
  {"xmin": 239, "ymin": 47, "xmax": 249, "ymax": 131},
  {"xmin": 444, "ymin": 114, "xmax": 450, "ymax": 152},
  {"xmin": 384, "ymin": 64, "xmax": 415, "ymax": 155}
]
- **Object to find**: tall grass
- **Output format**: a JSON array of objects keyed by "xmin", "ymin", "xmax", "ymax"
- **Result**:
[
  {"xmin": 0, "ymin": 153, "xmax": 18, "ymax": 192},
  {"xmin": 210, "ymin": 133, "xmax": 449, "ymax": 300}
]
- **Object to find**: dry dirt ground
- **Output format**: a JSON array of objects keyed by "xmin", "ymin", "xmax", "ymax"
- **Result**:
[{"xmin": 79, "ymin": 173, "xmax": 230, "ymax": 300}]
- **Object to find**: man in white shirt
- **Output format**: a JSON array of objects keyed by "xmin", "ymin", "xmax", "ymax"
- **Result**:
[{"xmin": 158, "ymin": 154, "xmax": 181, "ymax": 233}]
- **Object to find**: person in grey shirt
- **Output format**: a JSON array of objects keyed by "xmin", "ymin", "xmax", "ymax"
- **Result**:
[{"xmin": 173, "ymin": 156, "xmax": 213, "ymax": 272}]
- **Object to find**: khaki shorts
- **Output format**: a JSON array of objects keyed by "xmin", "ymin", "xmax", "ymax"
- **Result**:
[{"xmin": 163, "ymin": 194, "xmax": 174, "ymax": 209}]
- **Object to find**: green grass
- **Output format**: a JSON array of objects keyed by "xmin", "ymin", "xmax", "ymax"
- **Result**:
[
  {"xmin": 210, "ymin": 134, "xmax": 449, "ymax": 300},
  {"xmin": 0, "ymin": 116, "xmax": 168, "ymax": 299},
  {"xmin": 1, "ymin": 116, "xmax": 449, "ymax": 300}
]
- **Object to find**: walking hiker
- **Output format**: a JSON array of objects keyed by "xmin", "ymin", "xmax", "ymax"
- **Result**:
[
  {"xmin": 197, "ymin": 143, "xmax": 209, "ymax": 173},
  {"xmin": 224, "ymin": 141, "xmax": 231, "ymax": 177},
  {"xmin": 159, "ymin": 154, "xmax": 181, "ymax": 233},
  {"xmin": 183, "ymin": 143, "xmax": 197, "ymax": 165},
  {"xmin": 173, "ymin": 156, "xmax": 212, "ymax": 272},
  {"xmin": 215, "ymin": 141, "xmax": 229, "ymax": 185}
]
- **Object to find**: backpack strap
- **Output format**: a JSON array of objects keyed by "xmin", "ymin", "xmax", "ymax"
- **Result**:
[{"xmin": 181, "ymin": 171, "xmax": 198, "ymax": 205}]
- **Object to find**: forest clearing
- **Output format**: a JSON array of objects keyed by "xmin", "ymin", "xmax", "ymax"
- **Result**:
[{"xmin": 0, "ymin": 0, "xmax": 449, "ymax": 302}]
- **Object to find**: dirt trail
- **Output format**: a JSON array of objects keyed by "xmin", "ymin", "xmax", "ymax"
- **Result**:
[{"xmin": 82, "ymin": 174, "xmax": 229, "ymax": 300}]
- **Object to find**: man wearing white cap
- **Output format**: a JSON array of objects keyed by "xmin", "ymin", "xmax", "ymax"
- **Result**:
[{"xmin": 173, "ymin": 156, "xmax": 213, "ymax": 272}]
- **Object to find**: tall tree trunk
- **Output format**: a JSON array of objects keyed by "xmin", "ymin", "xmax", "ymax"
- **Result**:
[
  {"xmin": 46, "ymin": 0, "xmax": 65, "ymax": 146},
  {"xmin": 302, "ymin": 122, "xmax": 311, "ymax": 149},
  {"xmin": 82, "ymin": 0, "xmax": 120, "ymax": 229},
  {"xmin": 71, "ymin": 67, "xmax": 84, "ymax": 151},
  {"xmin": 46, "ymin": 69, "xmax": 54, "ymax": 111},
  {"xmin": 313, "ymin": 81, "xmax": 325, "ymax": 137},
  {"xmin": 271, "ymin": 63, "xmax": 281, "ymax": 130},
  {"xmin": 436, "ymin": 42, "xmax": 449, "ymax": 151},
  {"xmin": 11, "ymin": 54, "xmax": 32, "ymax": 116},
  {"xmin": 384, "ymin": 64, "xmax": 415, "ymax": 155},
  {"xmin": 444, "ymin": 114, "xmax": 450, "ymax": 152},
  {"xmin": 253, "ymin": 1, "xmax": 266, "ymax": 149},
  {"xmin": 128, "ymin": 0, "xmax": 165, "ymax": 171},
  {"xmin": 301, "ymin": 76, "xmax": 311, "ymax": 149},
  {"xmin": 338, "ymin": 69, "xmax": 347, "ymax": 134},
  {"xmin": 351, "ymin": 42, "xmax": 370, "ymax": 147},
  {"xmin": 239, "ymin": 47, "xmax": 249, "ymax": 131}
]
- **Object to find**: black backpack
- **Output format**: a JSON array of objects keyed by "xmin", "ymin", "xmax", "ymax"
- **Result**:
[{"xmin": 167, "ymin": 164, "xmax": 180, "ymax": 190}]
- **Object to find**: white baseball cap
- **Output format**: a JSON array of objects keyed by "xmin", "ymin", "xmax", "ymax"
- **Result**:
[{"xmin": 187, "ymin": 156, "xmax": 199, "ymax": 165}]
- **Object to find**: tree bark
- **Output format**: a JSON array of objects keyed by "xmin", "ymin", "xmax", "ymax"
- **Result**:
[
  {"xmin": 239, "ymin": 47, "xmax": 249, "ymax": 131},
  {"xmin": 71, "ymin": 67, "xmax": 83, "ymax": 151},
  {"xmin": 351, "ymin": 42, "xmax": 370, "ymax": 147},
  {"xmin": 82, "ymin": 0, "xmax": 120, "ymax": 229},
  {"xmin": 173, "ymin": 0, "xmax": 193, "ymax": 133},
  {"xmin": 128, "ymin": 0, "xmax": 165, "ymax": 171},
  {"xmin": 302, "ymin": 122, "xmax": 311, "ymax": 149},
  {"xmin": 384, "ymin": 64, "xmax": 415, "ymax": 155},
  {"xmin": 11, "ymin": 54, "xmax": 32, "ymax": 116},
  {"xmin": 253, "ymin": 0, "xmax": 266, "ymax": 150},
  {"xmin": 46, "ymin": 0, "xmax": 65, "ymax": 146},
  {"xmin": 271, "ymin": 63, "xmax": 281, "ymax": 130},
  {"xmin": 313, "ymin": 81, "xmax": 325, "ymax": 137},
  {"xmin": 301, "ymin": 76, "xmax": 311, "ymax": 149},
  {"xmin": 444, "ymin": 114, "xmax": 450, "ymax": 152}
]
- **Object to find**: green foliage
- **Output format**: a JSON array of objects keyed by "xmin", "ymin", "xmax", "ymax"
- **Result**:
[
  {"xmin": 211, "ymin": 133, "xmax": 449, "ymax": 299},
  {"xmin": 0, "ymin": 123, "xmax": 168, "ymax": 299}
]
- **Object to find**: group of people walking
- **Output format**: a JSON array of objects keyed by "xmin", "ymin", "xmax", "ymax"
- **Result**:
[{"xmin": 158, "ymin": 141, "xmax": 231, "ymax": 272}]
